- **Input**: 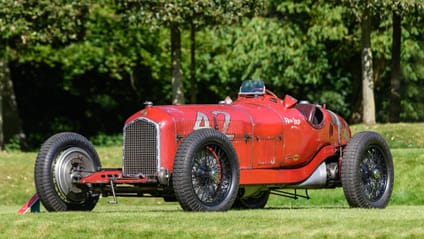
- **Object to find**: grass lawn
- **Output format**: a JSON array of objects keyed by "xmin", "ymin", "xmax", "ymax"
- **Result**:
[
  {"xmin": 1, "ymin": 204, "xmax": 423, "ymax": 238},
  {"xmin": 0, "ymin": 123, "xmax": 423, "ymax": 238}
]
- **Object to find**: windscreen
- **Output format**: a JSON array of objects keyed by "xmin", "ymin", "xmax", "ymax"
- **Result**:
[{"xmin": 239, "ymin": 80, "xmax": 266, "ymax": 95}]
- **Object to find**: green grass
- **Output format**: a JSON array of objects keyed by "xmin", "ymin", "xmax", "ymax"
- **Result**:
[
  {"xmin": 1, "ymin": 205, "xmax": 424, "ymax": 238},
  {"xmin": 350, "ymin": 123, "xmax": 424, "ymax": 148},
  {"xmin": 0, "ymin": 123, "xmax": 423, "ymax": 238}
]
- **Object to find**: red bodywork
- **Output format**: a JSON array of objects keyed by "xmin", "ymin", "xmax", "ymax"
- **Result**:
[{"xmin": 80, "ymin": 91, "xmax": 351, "ymax": 196}]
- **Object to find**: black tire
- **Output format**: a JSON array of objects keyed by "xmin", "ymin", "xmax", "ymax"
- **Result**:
[
  {"xmin": 173, "ymin": 128, "xmax": 240, "ymax": 211},
  {"xmin": 34, "ymin": 132, "xmax": 101, "ymax": 211},
  {"xmin": 341, "ymin": 131, "xmax": 394, "ymax": 208},
  {"xmin": 232, "ymin": 190, "xmax": 270, "ymax": 209}
]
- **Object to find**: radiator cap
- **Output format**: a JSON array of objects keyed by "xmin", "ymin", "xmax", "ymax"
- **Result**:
[{"xmin": 144, "ymin": 101, "xmax": 153, "ymax": 107}]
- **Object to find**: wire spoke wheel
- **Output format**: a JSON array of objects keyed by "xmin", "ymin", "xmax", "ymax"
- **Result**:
[
  {"xmin": 341, "ymin": 131, "xmax": 394, "ymax": 208},
  {"xmin": 360, "ymin": 146, "xmax": 388, "ymax": 202},
  {"xmin": 191, "ymin": 145, "xmax": 231, "ymax": 206},
  {"xmin": 173, "ymin": 129, "xmax": 239, "ymax": 211}
]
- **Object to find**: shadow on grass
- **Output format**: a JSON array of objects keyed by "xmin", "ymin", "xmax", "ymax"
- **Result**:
[
  {"xmin": 264, "ymin": 205, "xmax": 350, "ymax": 210},
  {"xmin": 91, "ymin": 203, "xmax": 351, "ymax": 214}
]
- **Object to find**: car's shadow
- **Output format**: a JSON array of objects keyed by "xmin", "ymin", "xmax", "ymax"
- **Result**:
[
  {"xmin": 90, "ymin": 204, "xmax": 351, "ymax": 214},
  {"xmin": 264, "ymin": 205, "xmax": 350, "ymax": 210}
]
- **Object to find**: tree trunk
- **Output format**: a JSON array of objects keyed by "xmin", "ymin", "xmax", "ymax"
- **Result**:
[
  {"xmin": 0, "ymin": 57, "xmax": 27, "ymax": 150},
  {"xmin": 171, "ymin": 23, "xmax": 185, "ymax": 105},
  {"xmin": 361, "ymin": 9, "xmax": 376, "ymax": 125},
  {"xmin": 0, "ymin": 88, "xmax": 3, "ymax": 149},
  {"xmin": 0, "ymin": 58, "xmax": 7, "ymax": 150},
  {"xmin": 190, "ymin": 21, "xmax": 197, "ymax": 104},
  {"xmin": 390, "ymin": 11, "xmax": 401, "ymax": 123}
]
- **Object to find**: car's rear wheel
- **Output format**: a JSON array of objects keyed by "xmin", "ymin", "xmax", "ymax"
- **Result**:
[
  {"xmin": 173, "ymin": 128, "xmax": 240, "ymax": 211},
  {"xmin": 232, "ymin": 190, "xmax": 270, "ymax": 209},
  {"xmin": 34, "ymin": 132, "xmax": 101, "ymax": 211},
  {"xmin": 341, "ymin": 131, "xmax": 394, "ymax": 208}
]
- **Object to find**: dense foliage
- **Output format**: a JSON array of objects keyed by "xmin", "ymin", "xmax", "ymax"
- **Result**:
[{"xmin": 0, "ymin": 0, "xmax": 423, "ymax": 149}]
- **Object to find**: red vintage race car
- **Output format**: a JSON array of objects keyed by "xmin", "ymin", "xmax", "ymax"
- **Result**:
[{"xmin": 34, "ymin": 80, "xmax": 394, "ymax": 211}]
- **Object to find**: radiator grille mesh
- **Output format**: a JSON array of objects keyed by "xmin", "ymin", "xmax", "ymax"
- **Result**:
[{"xmin": 123, "ymin": 118, "xmax": 158, "ymax": 176}]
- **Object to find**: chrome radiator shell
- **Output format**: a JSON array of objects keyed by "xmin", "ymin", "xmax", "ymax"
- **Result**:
[{"xmin": 122, "ymin": 118, "xmax": 160, "ymax": 177}]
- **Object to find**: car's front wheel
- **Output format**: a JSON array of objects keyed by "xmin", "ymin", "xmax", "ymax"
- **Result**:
[
  {"xmin": 173, "ymin": 128, "xmax": 240, "ymax": 211},
  {"xmin": 34, "ymin": 132, "xmax": 101, "ymax": 211},
  {"xmin": 341, "ymin": 131, "xmax": 394, "ymax": 208}
]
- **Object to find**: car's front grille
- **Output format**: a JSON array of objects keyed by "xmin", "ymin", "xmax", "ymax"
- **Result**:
[{"xmin": 123, "ymin": 118, "xmax": 159, "ymax": 177}]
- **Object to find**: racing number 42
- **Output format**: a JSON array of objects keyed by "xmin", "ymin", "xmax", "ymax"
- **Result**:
[{"xmin": 194, "ymin": 111, "xmax": 231, "ymax": 135}]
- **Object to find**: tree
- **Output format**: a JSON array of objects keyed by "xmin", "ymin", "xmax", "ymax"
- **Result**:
[
  {"xmin": 389, "ymin": 1, "xmax": 424, "ymax": 122},
  {"xmin": 342, "ymin": 0, "xmax": 424, "ymax": 123},
  {"xmin": 27, "ymin": 2, "xmax": 169, "ymax": 138},
  {"xmin": 170, "ymin": 22, "xmax": 184, "ymax": 104},
  {"xmin": 124, "ymin": 0, "xmax": 263, "ymax": 104},
  {"xmin": 196, "ymin": 1, "xmax": 352, "ymax": 115},
  {"xmin": 57, "ymin": 3, "xmax": 163, "ymax": 93},
  {"xmin": 341, "ymin": 1, "xmax": 391, "ymax": 124},
  {"xmin": 390, "ymin": 8, "xmax": 401, "ymax": 123},
  {"xmin": 360, "ymin": 5, "xmax": 376, "ymax": 125},
  {"xmin": 0, "ymin": 2, "xmax": 33, "ymax": 149},
  {"xmin": 0, "ymin": 58, "xmax": 21, "ymax": 149},
  {"xmin": 2, "ymin": 0, "xmax": 424, "ymax": 150},
  {"xmin": 126, "ymin": 1, "xmax": 189, "ymax": 104},
  {"xmin": 0, "ymin": 0, "xmax": 90, "ymax": 149},
  {"xmin": 185, "ymin": 1, "xmax": 263, "ymax": 103}
]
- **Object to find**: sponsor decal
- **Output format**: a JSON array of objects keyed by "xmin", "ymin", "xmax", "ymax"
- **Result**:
[
  {"xmin": 284, "ymin": 117, "xmax": 301, "ymax": 125},
  {"xmin": 286, "ymin": 154, "xmax": 300, "ymax": 161}
]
